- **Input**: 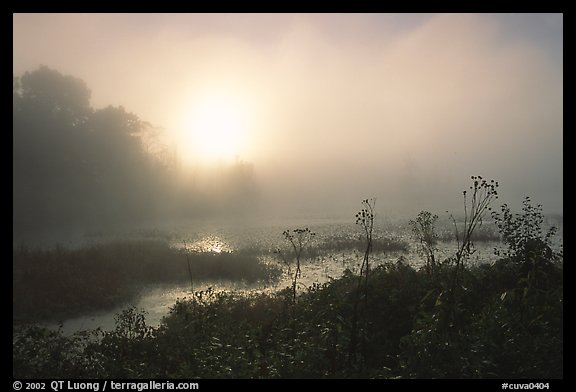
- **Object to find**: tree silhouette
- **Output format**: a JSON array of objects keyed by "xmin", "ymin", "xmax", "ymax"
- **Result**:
[{"xmin": 13, "ymin": 66, "xmax": 262, "ymax": 240}]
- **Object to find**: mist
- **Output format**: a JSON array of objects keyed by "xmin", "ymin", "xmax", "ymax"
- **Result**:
[{"xmin": 13, "ymin": 13, "xmax": 563, "ymax": 239}]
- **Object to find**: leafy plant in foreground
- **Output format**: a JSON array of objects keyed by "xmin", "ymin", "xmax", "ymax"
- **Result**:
[{"xmin": 491, "ymin": 196, "xmax": 562, "ymax": 289}]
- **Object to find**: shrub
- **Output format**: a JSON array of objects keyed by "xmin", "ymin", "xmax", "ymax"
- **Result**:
[{"xmin": 492, "ymin": 197, "xmax": 562, "ymax": 289}]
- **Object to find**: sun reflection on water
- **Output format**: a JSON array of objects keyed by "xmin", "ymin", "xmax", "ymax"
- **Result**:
[{"xmin": 183, "ymin": 235, "xmax": 234, "ymax": 254}]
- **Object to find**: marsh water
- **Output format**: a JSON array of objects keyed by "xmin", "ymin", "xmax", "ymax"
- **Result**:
[{"xmin": 36, "ymin": 214, "xmax": 562, "ymax": 335}]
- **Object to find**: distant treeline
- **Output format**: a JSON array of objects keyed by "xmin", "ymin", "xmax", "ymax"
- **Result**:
[{"xmin": 13, "ymin": 66, "xmax": 258, "ymax": 238}]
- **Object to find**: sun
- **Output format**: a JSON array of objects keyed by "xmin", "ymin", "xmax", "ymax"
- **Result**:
[{"xmin": 178, "ymin": 93, "xmax": 251, "ymax": 165}]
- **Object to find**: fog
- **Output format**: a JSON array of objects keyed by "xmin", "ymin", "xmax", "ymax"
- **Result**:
[{"xmin": 13, "ymin": 13, "xmax": 563, "ymax": 241}]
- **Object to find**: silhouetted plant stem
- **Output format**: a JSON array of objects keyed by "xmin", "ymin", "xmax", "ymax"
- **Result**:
[
  {"xmin": 183, "ymin": 240, "xmax": 194, "ymax": 293},
  {"xmin": 282, "ymin": 228, "xmax": 315, "ymax": 304},
  {"xmin": 349, "ymin": 198, "xmax": 375, "ymax": 366},
  {"xmin": 447, "ymin": 176, "xmax": 498, "ymax": 317},
  {"xmin": 359, "ymin": 198, "xmax": 375, "ymax": 308}
]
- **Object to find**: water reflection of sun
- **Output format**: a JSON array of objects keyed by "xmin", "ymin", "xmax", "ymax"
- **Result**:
[{"xmin": 185, "ymin": 235, "xmax": 234, "ymax": 254}]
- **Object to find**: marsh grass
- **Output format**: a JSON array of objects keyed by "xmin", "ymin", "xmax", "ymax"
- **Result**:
[
  {"xmin": 13, "ymin": 239, "xmax": 281, "ymax": 323},
  {"xmin": 437, "ymin": 224, "xmax": 501, "ymax": 242},
  {"xmin": 315, "ymin": 235, "xmax": 409, "ymax": 254}
]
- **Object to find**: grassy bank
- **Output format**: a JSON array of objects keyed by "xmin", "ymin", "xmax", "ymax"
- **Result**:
[
  {"xmin": 13, "ymin": 239, "xmax": 282, "ymax": 322},
  {"xmin": 13, "ymin": 254, "xmax": 562, "ymax": 378}
]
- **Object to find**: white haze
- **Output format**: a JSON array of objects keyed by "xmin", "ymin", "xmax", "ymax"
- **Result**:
[{"xmin": 13, "ymin": 13, "xmax": 563, "ymax": 218}]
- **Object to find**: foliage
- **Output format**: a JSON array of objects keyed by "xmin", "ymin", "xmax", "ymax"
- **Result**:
[
  {"xmin": 492, "ymin": 197, "xmax": 561, "ymax": 265},
  {"xmin": 409, "ymin": 211, "xmax": 439, "ymax": 275},
  {"xmin": 398, "ymin": 260, "xmax": 562, "ymax": 378},
  {"xmin": 13, "ymin": 256, "xmax": 562, "ymax": 378}
]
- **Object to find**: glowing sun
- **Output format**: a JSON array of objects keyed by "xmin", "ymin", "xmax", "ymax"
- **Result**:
[{"xmin": 178, "ymin": 93, "xmax": 252, "ymax": 164}]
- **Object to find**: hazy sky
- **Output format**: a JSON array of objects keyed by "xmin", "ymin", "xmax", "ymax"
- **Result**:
[{"xmin": 13, "ymin": 13, "xmax": 563, "ymax": 217}]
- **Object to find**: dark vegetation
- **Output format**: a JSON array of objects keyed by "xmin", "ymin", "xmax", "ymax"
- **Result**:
[
  {"xmin": 13, "ymin": 254, "xmax": 562, "ymax": 378},
  {"xmin": 13, "ymin": 240, "xmax": 281, "ymax": 323},
  {"xmin": 13, "ymin": 180, "xmax": 562, "ymax": 378}
]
